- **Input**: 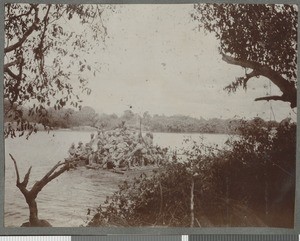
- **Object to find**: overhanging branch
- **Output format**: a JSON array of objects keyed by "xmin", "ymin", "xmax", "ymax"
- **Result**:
[
  {"xmin": 221, "ymin": 53, "xmax": 293, "ymax": 94},
  {"xmin": 222, "ymin": 53, "xmax": 260, "ymax": 70},
  {"xmin": 244, "ymin": 69, "xmax": 260, "ymax": 85},
  {"xmin": 221, "ymin": 53, "xmax": 297, "ymax": 108},
  {"xmin": 47, "ymin": 164, "xmax": 70, "ymax": 183},
  {"xmin": 31, "ymin": 160, "xmax": 73, "ymax": 194},
  {"xmin": 40, "ymin": 161, "xmax": 62, "ymax": 181},
  {"xmin": 255, "ymin": 95, "xmax": 285, "ymax": 102}
]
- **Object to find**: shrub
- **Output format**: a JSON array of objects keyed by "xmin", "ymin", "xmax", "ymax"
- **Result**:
[
  {"xmin": 209, "ymin": 118, "xmax": 296, "ymax": 227},
  {"xmin": 88, "ymin": 118, "xmax": 296, "ymax": 227}
]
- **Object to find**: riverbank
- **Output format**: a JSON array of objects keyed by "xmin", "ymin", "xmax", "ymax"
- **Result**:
[
  {"xmin": 5, "ymin": 130, "xmax": 230, "ymax": 227},
  {"xmin": 5, "ymin": 163, "xmax": 157, "ymax": 227},
  {"xmin": 4, "ymin": 121, "xmax": 241, "ymax": 135}
]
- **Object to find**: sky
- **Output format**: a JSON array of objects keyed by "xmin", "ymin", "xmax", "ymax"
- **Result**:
[{"xmin": 62, "ymin": 4, "xmax": 296, "ymax": 121}]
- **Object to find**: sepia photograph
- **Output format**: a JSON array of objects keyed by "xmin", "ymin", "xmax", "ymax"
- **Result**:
[{"xmin": 3, "ymin": 3, "xmax": 297, "ymax": 228}]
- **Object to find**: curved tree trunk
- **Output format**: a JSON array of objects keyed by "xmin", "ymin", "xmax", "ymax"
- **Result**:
[
  {"xmin": 27, "ymin": 198, "xmax": 39, "ymax": 226},
  {"xmin": 10, "ymin": 153, "xmax": 73, "ymax": 227}
]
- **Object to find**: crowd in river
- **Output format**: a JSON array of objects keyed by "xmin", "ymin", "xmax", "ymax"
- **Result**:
[{"xmin": 66, "ymin": 126, "xmax": 168, "ymax": 170}]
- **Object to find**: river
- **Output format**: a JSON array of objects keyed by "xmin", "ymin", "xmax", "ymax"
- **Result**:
[{"xmin": 4, "ymin": 130, "xmax": 231, "ymax": 227}]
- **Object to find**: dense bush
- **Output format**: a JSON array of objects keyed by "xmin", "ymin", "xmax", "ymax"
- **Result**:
[
  {"xmin": 209, "ymin": 118, "xmax": 296, "ymax": 227},
  {"xmin": 88, "ymin": 161, "xmax": 194, "ymax": 227},
  {"xmin": 88, "ymin": 118, "xmax": 296, "ymax": 227}
]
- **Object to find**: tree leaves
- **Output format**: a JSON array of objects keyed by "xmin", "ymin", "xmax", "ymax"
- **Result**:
[
  {"xmin": 193, "ymin": 4, "xmax": 297, "ymax": 106},
  {"xmin": 4, "ymin": 3, "xmax": 109, "ymax": 137},
  {"xmin": 92, "ymin": 120, "xmax": 296, "ymax": 227}
]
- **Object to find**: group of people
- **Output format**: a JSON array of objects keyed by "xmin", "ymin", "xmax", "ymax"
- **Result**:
[
  {"xmin": 67, "ymin": 130, "xmax": 106, "ymax": 167},
  {"xmin": 67, "ymin": 126, "xmax": 168, "ymax": 169}
]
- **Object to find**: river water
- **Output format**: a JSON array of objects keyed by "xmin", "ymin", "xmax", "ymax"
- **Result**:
[{"xmin": 4, "ymin": 130, "xmax": 230, "ymax": 227}]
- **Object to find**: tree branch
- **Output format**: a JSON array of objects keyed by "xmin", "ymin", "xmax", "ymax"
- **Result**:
[
  {"xmin": 5, "ymin": 5, "xmax": 35, "ymax": 22},
  {"xmin": 222, "ymin": 53, "xmax": 297, "ymax": 108},
  {"xmin": 221, "ymin": 53, "xmax": 294, "ymax": 93},
  {"xmin": 35, "ymin": 4, "xmax": 51, "ymax": 73},
  {"xmin": 3, "ymin": 57, "xmax": 22, "ymax": 69},
  {"xmin": 9, "ymin": 154, "xmax": 29, "ymax": 196},
  {"xmin": 21, "ymin": 166, "xmax": 32, "ymax": 188},
  {"xmin": 42, "ymin": 161, "xmax": 62, "ymax": 180},
  {"xmin": 4, "ymin": 67, "xmax": 21, "ymax": 81},
  {"xmin": 47, "ymin": 164, "xmax": 70, "ymax": 183},
  {"xmin": 40, "ymin": 5, "xmax": 51, "ymax": 43},
  {"xmin": 222, "ymin": 54, "xmax": 256, "ymax": 68},
  {"xmin": 4, "ymin": 7, "xmax": 39, "ymax": 53},
  {"xmin": 255, "ymin": 95, "xmax": 285, "ymax": 102},
  {"xmin": 31, "ymin": 161, "xmax": 72, "ymax": 194},
  {"xmin": 9, "ymin": 154, "xmax": 20, "ymax": 184},
  {"xmin": 244, "ymin": 69, "xmax": 260, "ymax": 85}
]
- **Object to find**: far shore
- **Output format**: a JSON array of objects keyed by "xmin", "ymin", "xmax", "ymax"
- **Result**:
[
  {"xmin": 4, "ymin": 122, "xmax": 235, "ymax": 135},
  {"xmin": 35, "ymin": 127, "xmax": 233, "ymax": 135}
]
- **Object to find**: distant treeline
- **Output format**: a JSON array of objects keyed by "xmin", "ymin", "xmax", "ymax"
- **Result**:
[{"xmin": 4, "ymin": 100, "xmax": 280, "ymax": 134}]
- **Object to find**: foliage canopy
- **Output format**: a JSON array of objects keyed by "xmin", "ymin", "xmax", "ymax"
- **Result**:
[
  {"xmin": 193, "ymin": 4, "xmax": 298, "ymax": 108},
  {"xmin": 4, "ymin": 3, "xmax": 109, "ymax": 137}
]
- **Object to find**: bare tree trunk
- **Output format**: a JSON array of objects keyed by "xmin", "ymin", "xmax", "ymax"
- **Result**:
[
  {"xmin": 190, "ymin": 178, "xmax": 194, "ymax": 227},
  {"xmin": 27, "ymin": 198, "xmax": 39, "ymax": 226},
  {"xmin": 9, "ymin": 153, "xmax": 73, "ymax": 227}
]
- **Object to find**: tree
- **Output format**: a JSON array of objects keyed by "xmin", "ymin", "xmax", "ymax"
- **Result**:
[
  {"xmin": 4, "ymin": 4, "xmax": 109, "ymax": 137},
  {"xmin": 193, "ymin": 4, "xmax": 297, "ymax": 108},
  {"xmin": 4, "ymin": 3, "xmax": 109, "ymax": 226},
  {"xmin": 72, "ymin": 106, "xmax": 99, "ymax": 127},
  {"xmin": 92, "ymin": 120, "xmax": 295, "ymax": 227},
  {"xmin": 9, "ymin": 154, "xmax": 75, "ymax": 227}
]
